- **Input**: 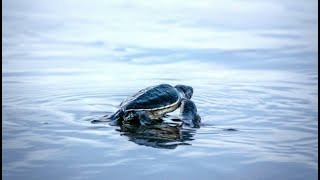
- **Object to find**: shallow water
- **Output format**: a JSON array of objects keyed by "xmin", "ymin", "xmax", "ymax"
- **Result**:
[{"xmin": 2, "ymin": 0, "xmax": 318, "ymax": 179}]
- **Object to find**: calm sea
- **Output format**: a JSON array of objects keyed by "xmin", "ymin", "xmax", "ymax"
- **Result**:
[{"xmin": 2, "ymin": 1, "xmax": 318, "ymax": 179}]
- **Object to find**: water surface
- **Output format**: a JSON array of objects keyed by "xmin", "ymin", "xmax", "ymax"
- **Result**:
[{"xmin": 2, "ymin": 0, "xmax": 318, "ymax": 179}]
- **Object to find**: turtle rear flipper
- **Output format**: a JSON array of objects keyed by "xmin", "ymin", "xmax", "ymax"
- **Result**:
[
  {"xmin": 180, "ymin": 99, "xmax": 201, "ymax": 128},
  {"xmin": 91, "ymin": 110, "xmax": 123, "ymax": 126}
]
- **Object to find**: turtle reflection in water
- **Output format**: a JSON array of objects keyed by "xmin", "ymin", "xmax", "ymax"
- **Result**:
[
  {"xmin": 117, "ymin": 121, "xmax": 196, "ymax": 149},
  {"xmin": 93, "ymin": 84, "xmax": 201, "ymax": 128}
]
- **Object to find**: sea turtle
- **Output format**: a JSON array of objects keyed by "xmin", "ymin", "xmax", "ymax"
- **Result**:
[{"xmin": 93, "ymin": 84, "xmax": 201, "ymax": 127}]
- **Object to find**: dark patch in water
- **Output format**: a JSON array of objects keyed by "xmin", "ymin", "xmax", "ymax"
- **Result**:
[{"xmin": 223, "ymin": 128, "xmax": 238, "ymax": 131}]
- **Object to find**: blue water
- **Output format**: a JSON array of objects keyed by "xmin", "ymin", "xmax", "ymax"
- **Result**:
[{"xmin": 2, "ymin": 1, "xmax": 318, "ymax": 180}]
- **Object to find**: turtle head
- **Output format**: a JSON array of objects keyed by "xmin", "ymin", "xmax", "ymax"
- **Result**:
[{"xmin": 174, "ymin": 85, "xmax": 193, "ymax": 99}]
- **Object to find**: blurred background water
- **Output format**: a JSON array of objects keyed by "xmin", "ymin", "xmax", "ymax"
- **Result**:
[{"xmin": 2, "ymin": 0, "xmax": 318, "ymax": 179}]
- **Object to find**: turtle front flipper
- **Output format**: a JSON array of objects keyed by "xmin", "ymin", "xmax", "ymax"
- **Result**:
[
  {"xmin": 180, "ymin": 99, "xmax": 201, "ymax": 128},
  {"xmin": 137, "ymin": 111, "xmax": 153, "ymax": 125}
]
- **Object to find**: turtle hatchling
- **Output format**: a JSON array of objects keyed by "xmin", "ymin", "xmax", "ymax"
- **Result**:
[{"xmin": 93, "ymin": 84, "xmax": 201, "ymax": 127}]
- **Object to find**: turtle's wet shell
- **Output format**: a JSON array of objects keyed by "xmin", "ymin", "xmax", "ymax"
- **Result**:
[{"xmin": 120, "ymin": 84, "xmax": 180, "ymax": 111}]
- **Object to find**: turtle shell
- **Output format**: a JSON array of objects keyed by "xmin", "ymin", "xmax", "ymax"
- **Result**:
[{"xmin": 120, "ymin": 84, "xmax": 180, "ymax": 111}]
